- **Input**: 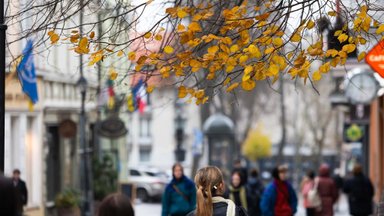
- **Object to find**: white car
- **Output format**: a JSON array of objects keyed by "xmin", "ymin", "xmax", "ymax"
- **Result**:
[{"xmin": 128, "ymin": 168, "xmax": 169, "ymax": 202}]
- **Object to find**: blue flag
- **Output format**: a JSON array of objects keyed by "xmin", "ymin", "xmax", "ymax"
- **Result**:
[{"xmin": 17, "ymin": 40, "xmax": 38, "ymax": 104}]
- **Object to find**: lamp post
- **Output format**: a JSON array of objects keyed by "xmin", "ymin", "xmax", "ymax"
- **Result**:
[
  {"xmin": 174, "ymin": 101, "xmax": 186, "ymax": 162},
  {"xmin": 0, "ymin": 0, "xmax": 8, "ymax": 172},
  {"xmin": 77, "ymin": 76, "xmax": 93, "ymax": 216}
]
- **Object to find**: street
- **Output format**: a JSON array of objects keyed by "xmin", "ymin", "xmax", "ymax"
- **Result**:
[{"xmin": 134, "ymin": 195, "xmax": 350, "ymax": 216}]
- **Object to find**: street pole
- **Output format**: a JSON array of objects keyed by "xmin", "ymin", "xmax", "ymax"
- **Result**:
[
  {"xmin": 0, "ymin": 0, "xmax": 8, "ymax": 173},
  {"xmin": 79, "ymin": 0, "xmax": 93, "ymax": 215}
]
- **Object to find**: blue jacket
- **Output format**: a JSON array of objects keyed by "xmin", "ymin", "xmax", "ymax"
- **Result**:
[
  {"xmin": 162, "ymin": 176, "xmax": 196, "ymax": 216},
  {"xmin": 260, "ymin": 181, "xmax": 297, "ymax": 216}
]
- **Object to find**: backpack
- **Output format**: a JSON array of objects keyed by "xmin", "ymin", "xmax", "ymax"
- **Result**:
[{"xmin": 307, "ymin": 178, "xmax": 322, "ymax": 209}]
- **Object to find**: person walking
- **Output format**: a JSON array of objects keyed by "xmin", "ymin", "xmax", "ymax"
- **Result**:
[
  {"xmin": 260, "ymin": 165, "xmax": 298, "ymax": 216},
  {"xmin": 186, "ymin": 166, "xmax": 248, "ymax": 216},
  {"xmin": 0, "ymin": 172, "xmax": 17, "ymax": 216},
  {"xmin": 316, "ymin": 164, "xmax": 339, "ymax": 216},
  {"xmin": 13, "ymin": 169, "xmax": 28, "ymax": 216},
  {"xmin": 233, "ymin": 159, "xmax": 248, "ymax": 184},
  {"xmin": 301, "ymin": 170, "xmax": 318, "ymax": 216},
  {"xmin": 162, "ymin": 163, "xmax": 196, "ymax": 216},
  {"xmin": 98, "ymin": 193, "xmax": 134, "ymax": 216},
  {"xmin": 246, "ymin": 169, "xmax": 264, "ymax": 216},
  {"xmin": 343, "ymin": 164, "xmax": 374, "ymax": 216},
  {"xmin": 228, "ymin": 171, "xmax": 248, "ymax": 211}
]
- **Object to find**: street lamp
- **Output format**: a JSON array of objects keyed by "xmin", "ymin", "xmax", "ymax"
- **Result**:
[
  {"xmin": 77, "ymin": 75, "xmax": 93, "ymax": 216},
  {"xmin": 174, "ymin": 101, "xmax": 186, "ymax": 162}
]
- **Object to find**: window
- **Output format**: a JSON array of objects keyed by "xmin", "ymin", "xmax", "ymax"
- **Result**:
[
  {"xmin": 139, "ymin": 117, "xmax": 151, "ymax": 138},
  {"xmin": 139, "ymin": 147, "xmax": 151, "ymax": 162},
  {"xmin": 130, "ymin": 170, "xmax": 140, "ymax": 176}
]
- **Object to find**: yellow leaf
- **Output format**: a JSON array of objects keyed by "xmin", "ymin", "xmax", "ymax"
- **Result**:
[
  {"xmin": 192, "ymin": 14, "xmax": 202, "ymax": 21},
  {"xmin": 342, "ymin": 44, "xmax": 356, "ymax": 53},
  {"xmin": 334, "ymin": 30, "xmax": 343, "ymax": 36},
  {"xmin": 226, "ymin": 65, "xmax": 235, "ymax": 73},
  {"xmin": 226, "ymin": 82, "xmax": 239, "ymax": 92},
  {"xmin": 230, "ymin": 44, "xmax": 239, "ymax": 53},
  {"xmin": 164, "ymin": 46, "xmax": 174, "ymax": 54},
  {"xmin": 178, "ymin": 86, "xmax": 188, "ymax": 98},
  {"xmin": 265, "ymin": 47, "xmax": 274, "ymax": 55},
  {"xmin": 190, "ymin": 59, "xmax": 201, "ymax": 68},
  {"xmin": 224, "ymin": 77, "xmax": 231, "ymax": 86},
  {"xmin": 312, "ymin": 71, "xmax": 322, "ymax": 81},
  {"xmin": 244, "ymin": 65, "xmax": 253, "ymax": 75},
  {"xmin": 358, "ymin": 37, "xmax": 367, "ymax": 45},
  {"xmin": 241, "ymin": 80, "xmax": 256, "ymax": 91},
  {"xmin": 268, "ymin": 64, "xmax": 279, "ymax": 76},
  {"xmin": 326, "ymin": 49, "xmax": 338, "ymax": 58},
  {"xmin": 319, "ymin": 62, "xmax": 331, "ymax": 73},
  {"xmin": 177, "ymin": 9, "xmax": 188, "ymax": 18},
  {"xmin": 50, "ymin": 33, "xmax": 60, "ymax": 44},
  {"xmin": 90, "ymin": 31, "xmax": 95, "ymax": 39},
  {"xmin": 376, "ymin": 24, "xmax": 384, "ymax": 34},
  {"xmin": 128, "ymin": 52, "xmax": 136, "ymax": 61},
  {"xmin": 155, "ymin": 34, "xmax": 162, "ymax": 41},
  {"xmin": 357, "ymin": 51, "xmax": 366, "ymax": 62},
  {"xmin": 239, "ymin": 55, "xmax": 249, "ymax": 64},
  {"xmin": 177, "ymin": 24, "xmax": 186, "ymax": 32},
  {"xmin": 248, "ymin": 44, "xmax": 262, "ymax": 58},
  {"xmin": 117, "ymin": 50, "xmax": 124, "ymax": 57},
  {"xmin": 242, "ymin": 74, "xmax": 251, "ymax": 82},
  {"xmin": 207, "ymin": 46, "xmax": 219, "ymax": 54},
  {"xmin": 109, "ymin": 68, "xmax": 118, "ymax": 80},
  {"xmin": 189, "ymin": 22, "xmax": 202, "ymax": 32},
  {"xmin": 48, "ymin": 31, "xmax": 55, "ymax": 36},
  {"xmin": 338, "ymin": 34, "xmax": 348, "ymax": 43},
  {"xmin": 338, "ymin": 51, "xmax": 347, "ymax": 58},
  {"xmin": 306, "ymin": 20, "xmax": 315, "ymax": 29},
  {"xmin": 291, "ymin": 34, "xmax": 301, "ymax": 42},
  {"xmin": 328, "ymin": 11, "xmax": 337, "ymax": 16},
  {"xmin": 146, "ymin": 86, "xmax": 154, "ymax": 93},
  {"xmin": 144, "ymin": 32, "xmax": 152, "ymax": 39},
  {"xmin": 137, "ymin": 56, "xmax": 148, "ymax": 65},
  {"xmin": 273, "ymin": 38, "xmax": 283, "ymax": 47}
]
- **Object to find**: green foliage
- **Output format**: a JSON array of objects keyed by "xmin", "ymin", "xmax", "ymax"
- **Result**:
[
  {"xmin": 93, "ymin": 155, "xmax": 118, "ymax": 201},
  {"xmin": 55, "ymin": 188, "xmax": 81, "ymax": 208},
  {"xmin": 242, "ymin": 127, "xmax": 272, "ymax": 161}
]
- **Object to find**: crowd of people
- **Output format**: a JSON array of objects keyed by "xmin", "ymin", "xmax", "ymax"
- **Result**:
[
  {"xmin": 0, "ymin": 162, "xmax": 376, "ymax": 216},
  {"xmin": 160, "ymin": 162, "xmax": 375, "ymax": 216}
]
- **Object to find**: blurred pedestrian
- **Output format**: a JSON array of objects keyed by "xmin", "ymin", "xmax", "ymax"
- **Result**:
[
  {"xmin": 186, "ymin": 166, "xmax": 247, "ymax": 216},
  {"xmin": 260, "ymin": 165, "xmax": 298, "ymax": 216},
  {"xmin": 0, "ymin": 172, "xmax": 17, "ymax": 216},
  {"xmin": 233, "ymin": 159, "xmax": 248, "ymax": 184},
  {"xmin": 343, "ymin": 164, "xmax": 374, "ymax": 216},
  {"xmin": 246, "ymin": 169, "xmax": 264, "ymax": 216},
  {"xmin": 98, "ymin": 193, "xmax": 134, "ymax": 216},
  {"xmin": 13, "ymin": 169, "xmax": 28, "ymax": 216},
  {"xmin": 301, "ymin": 170, "xmax": 318, "ymax": 216},
  {"xmin": 162, "ymin": 163, "xmax": 196, "ymax": 216},
  {"xmin": 228, "ymin": 171, "xmax": 248, "ymax": 211},
  {"xmin": 316, "ymin": 164, "xmax": 339, "ymax": 216}
]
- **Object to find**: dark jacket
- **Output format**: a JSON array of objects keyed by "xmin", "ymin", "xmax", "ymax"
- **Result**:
[
  {"xmin": 14, "ymin": 179, "xmax": 28, "ymax": 210},
  {"xmin": 162, "ymin": 176, "xmax": 196, "ymax": 216},
  {"xmin": 260, "ymin": 180, "xmax": 298, "ymax": 216},
  {"xmin": 186, "ymin": 198, "xmax": 248, "ymax": 216},
  {"xmin": 316, "ymin": 165, "xmax": 339, "ymax": 216},
  {"xmin": 247, "ymin": 177, "xmax": 264, "ymax": 216},
  {"xmin": 0, "ymin": 175, "xmax": 17, "ymax": 216},
  {"xmin": 343, "ymin": 174, "xmax": 374, "ymax": 216}
]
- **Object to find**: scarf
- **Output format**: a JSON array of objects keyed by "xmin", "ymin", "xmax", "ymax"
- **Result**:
[
  {"xmin": 229, "ymin": 186, "xmax": 248, "ymax": 210},
  {"xmin": 212, "ymin": 196, "xmax": 236, "ymax": 216}
]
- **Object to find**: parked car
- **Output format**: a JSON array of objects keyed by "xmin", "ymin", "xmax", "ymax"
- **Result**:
[{"xmin": 128, "ymin": 168, "xmax": 168, "ymax": 202}]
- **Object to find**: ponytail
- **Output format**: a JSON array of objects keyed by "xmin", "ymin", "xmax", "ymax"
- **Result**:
[
  {"xmin": 194, "ymin": 166, "xmax": 224, "ymax": 216},
  {"xmin": 196, "ymin": 186, "xmax": 212, "ymax": 216}
]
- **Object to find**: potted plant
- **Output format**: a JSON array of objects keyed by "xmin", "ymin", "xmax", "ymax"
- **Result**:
[{"xmin": 55, "ymin": 188, "xmax": 81, "ymax": 216}]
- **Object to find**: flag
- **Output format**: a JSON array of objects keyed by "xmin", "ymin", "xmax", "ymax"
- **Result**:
[
  {"xmin": 132, "ymin": 79, "xmax": 147, "ymax": 114},
  {"xmin": 17, "ymin": 40, "xmax": 38, "ymax": 104}
]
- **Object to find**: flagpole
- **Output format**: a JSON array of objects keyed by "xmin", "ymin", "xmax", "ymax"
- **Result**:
[{"xmin": 0, "ymin": 0, "xmax": 8, "ymax": 173}]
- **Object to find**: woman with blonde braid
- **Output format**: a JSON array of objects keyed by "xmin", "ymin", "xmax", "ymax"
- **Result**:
[{"xmin": 187, "ymin": 166, "xmax": 248, "ymax": 216}]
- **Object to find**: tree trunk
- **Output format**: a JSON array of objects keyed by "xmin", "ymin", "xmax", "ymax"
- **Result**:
[{"xmin": 277, "ymin": 75, "xmax": 286, "ymax": 163}]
